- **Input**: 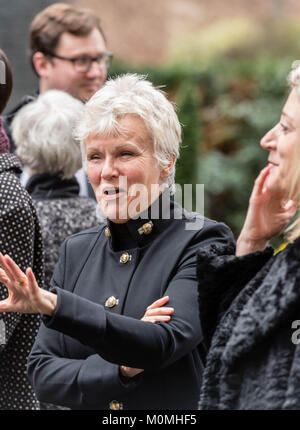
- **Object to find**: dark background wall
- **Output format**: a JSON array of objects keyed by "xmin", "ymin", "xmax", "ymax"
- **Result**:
[{"xmin": 0, "ymin": 0, "xmax": 58, "ymax": 113}]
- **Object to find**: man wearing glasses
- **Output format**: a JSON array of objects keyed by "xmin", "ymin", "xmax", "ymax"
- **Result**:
[{"xmin": 4, "ymin": 2, "xmax": 112, "ymax": 156}]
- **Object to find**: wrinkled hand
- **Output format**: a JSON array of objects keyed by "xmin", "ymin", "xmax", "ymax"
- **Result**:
[
  {"xmin": 0, "ymin": 253, "xmax": 56, "ymax": 315},
  {"xmin": 236, "ymin": 164, "xmax": 298, "ymax": 256},
  {"xmin": 120, "ymin": 296, "xmax": 174, "ymax": 378}
]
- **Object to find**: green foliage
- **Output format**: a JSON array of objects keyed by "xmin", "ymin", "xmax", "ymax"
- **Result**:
[
  {"xmin": 175, "ymin": 79, "xmax": 200, "ymax": 207},
  {"xmin": 194, "ymin": 57, "xmax": 291, "ymax": 235}
]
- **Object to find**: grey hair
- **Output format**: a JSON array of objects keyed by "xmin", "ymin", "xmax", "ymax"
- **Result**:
[
  {"xmin": 12, "ymin": 90, "xmax": 84, "ymax": 179},
  {"xmin": 74, "ymin": 74, "xmax": 181, "ymax": 190}
]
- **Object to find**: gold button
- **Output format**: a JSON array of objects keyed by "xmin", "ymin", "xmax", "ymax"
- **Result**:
[
  {"xmin": 120, "ymin": 252, "xmax": 130, "ymax": 264},
  {"xmin": 141, "ymin": 222, "xmax": 153, "ymax": 235},
  {"xmin": 109, "ymin": 400, "xmax": 122, "ymax": 410},
  {"xmin": 105, "ymin": 296, "xmax": 118, "ymax": 308},
  {"xmin": 104, "ymin": 227, "xmax": 111, "ymax": 238}
]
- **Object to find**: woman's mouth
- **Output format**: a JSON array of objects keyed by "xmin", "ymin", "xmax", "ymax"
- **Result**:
[
  {"xmin": 268, "ymin": 162, "xmax": 278, "ymax": 168},
  {"xmin": 102, "ymin": 188, "xmax": 123, "ymax": 201},
  {"xmin": 105, "ymin": 189, "xmax": 119, "ymax": 195}
]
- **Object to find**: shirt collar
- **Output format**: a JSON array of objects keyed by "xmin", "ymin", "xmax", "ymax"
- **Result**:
[{"xmin": 26, "ymin": 173, "xmax": 80, "ymax": 200}]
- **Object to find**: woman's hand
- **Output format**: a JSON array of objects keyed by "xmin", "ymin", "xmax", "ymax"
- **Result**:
[
  {"xmin": 236, "ymin": 164, "xmax": 298, "ymax": 256},
  {"xmin": 120, "ymin": 296, "xmax": 174, "ymax": 378},
  {"xmin": 0, "ymin": 253, "xmax": 57, "ymax": 315},
  {"xmin": 141, "ymin": 295, "xmax": 174, "ymax": 323}
]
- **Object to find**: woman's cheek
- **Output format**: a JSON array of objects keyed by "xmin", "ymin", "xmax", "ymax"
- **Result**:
[
  {"xmin": 120, "ymin": 164, "xmax": 140, "ymax": 184},
  {"xmin": 87, "ymin": 163, "xmax": 101, "ymax": 183}
]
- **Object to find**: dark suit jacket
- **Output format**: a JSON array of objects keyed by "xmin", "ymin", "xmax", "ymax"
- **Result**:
[{"xmin": 28, "ymin": 198, "xmax": 234, "ymax": 410}]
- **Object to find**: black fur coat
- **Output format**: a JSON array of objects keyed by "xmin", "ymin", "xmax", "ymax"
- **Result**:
[{"xmin": 197, "ymin": 238, "xmax": 300, "ymax": 409}]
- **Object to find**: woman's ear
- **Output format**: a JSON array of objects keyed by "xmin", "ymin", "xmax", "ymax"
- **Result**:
[{"xmin": 160, "ymin": 156, "xmax": 176, "ymax": 178}]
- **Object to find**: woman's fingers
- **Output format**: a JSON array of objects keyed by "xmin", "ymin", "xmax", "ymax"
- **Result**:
[
  {"xmin": 0, "ymin": 268, "xmax": 19, "ymax": 297},
  {"xmin": 146, "ymin": 296, "xmax": 169, "ymax": 310},
  {"xmin": 145, "ymin": 306, "xmax": 174, "ymax": 316},
  {"xmin": 26, "ymin": 268, "xmax": 40, "ymax": 296},
  {"xmin": 4, "ymin": 254, "xmax": 27, "ymax": 284},
  {"xmin": 0, "ymin": 253, "xmax": 16, "ymax": 282},
  {"xmin": 120, "ymin": 365, "xmax": 144, "ymax": 378},
  {"xmin": 251, "ymin": 164, "xmax": 272, "ymax": 198},
  {"xmin": 143, "ymin": 296, "xmax": 174, "ymax": 323},
  {"xmin": 142, "ymin": 305, "xmax": 174, "ymax": 323},
  {"xmin": 0, "ymin": 268, "xmax": 10, "ymax": 285},
  {"xmin": 0, "ymin": 298, "xmax": 11, "ymax": 312},
  {"xmin": 142, "ymin": 315, "xmax": 172, "ymax": 323}
]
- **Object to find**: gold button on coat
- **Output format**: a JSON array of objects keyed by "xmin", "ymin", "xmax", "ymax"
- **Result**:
[
  {"xmin": 120, "ymin": 252, "xmax": 130, "ymax": 264},
  {"xmin": 109, "ymin": 400, "xmax": 122, "ymax": 410},
  {"xmin": 105, "ymin": 296, "xmax": 118, "ymax": 308},
  {"xmin": 141, "ymin": 222, "xmax": 153, "ymax": 235},
  {"xmin": 104, "ymin": 227, "xmax": 111, "ymax": 238}
]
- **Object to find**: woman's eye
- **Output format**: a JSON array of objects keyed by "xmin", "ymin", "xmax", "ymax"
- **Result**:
[
  {"xmin": 88, "ymin": 154, "xmax": 101, "ymax": 161},
  {"xmin": 121, "ymin": 152, "xmax": 134, "ymax": 157},
  {"xmin": 280, "ymin": 123, "xmax": 289, "ymax": 132}
]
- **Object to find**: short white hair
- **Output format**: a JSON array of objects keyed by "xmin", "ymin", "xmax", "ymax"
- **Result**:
[
  {"xmin": 74, "ymin": 74, "xmax": 181, "ymax": 188},
  {"xmin": 12, "ymin": 90, "xmax": 84, "ymax": 179}
]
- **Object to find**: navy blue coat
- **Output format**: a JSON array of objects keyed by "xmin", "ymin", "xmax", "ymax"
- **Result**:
[{"xmin": 28, "ymin": 198, "xmax": 234, "ymax": 410}]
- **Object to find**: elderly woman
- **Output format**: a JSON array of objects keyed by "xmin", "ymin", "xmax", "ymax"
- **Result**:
[
  {"xmin": 0, "ymin": 49, "xmax": 44, "ymax": 409},
  {"xmin": 0, "ymin": 74, "xmax": 234, "ymax": 410},
  {"xmin": 11, "ymin": 90, "xmax": 103, "ymax": 291},
  {"xmin": 197, "ymin": 63, "xmax": 300, "ymax": 409}
]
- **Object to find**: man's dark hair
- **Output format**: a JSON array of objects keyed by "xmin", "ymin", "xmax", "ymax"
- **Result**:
[
  {"xmin": 0, "ymin": 49, "xmax": 13, "ymax": 114},
  {"xmin": 29, "ymin": 3, "xmax": 106, "ymax": 67}
]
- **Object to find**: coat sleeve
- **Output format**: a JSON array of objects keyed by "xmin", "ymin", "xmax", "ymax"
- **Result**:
[
  {"xmin": 28, "ymin": 239, "xmax": 142, "ymax": 409},
  {"xmin": 28, "ymin": 323, "xmax": 142, "ymax": 409},
  {"xmin": 28, "ymin": 221, "xmax": 234, "ymax": 376},
  {"xmin": 197, "ymin": 243, "xmax": 274, "ymax": 348}
]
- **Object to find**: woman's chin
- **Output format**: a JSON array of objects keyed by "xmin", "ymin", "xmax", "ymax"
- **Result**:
[
  {"xmin": 99, "ymin": 205, "xmax": 129, "ymax": 223},
  {"xmin": 265, "ymin": 175, "xmax": 287, "ymax": 196}
]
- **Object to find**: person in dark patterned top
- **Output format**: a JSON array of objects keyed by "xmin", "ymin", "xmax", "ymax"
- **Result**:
[{"xmin": 0, "ymin": 49, "xmax": 44, "ymax": 410}]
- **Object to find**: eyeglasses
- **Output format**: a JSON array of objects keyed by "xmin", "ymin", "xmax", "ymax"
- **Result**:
[{"xmin": 46, "ymin": 52, "xmax": 113, "ymax": 73}]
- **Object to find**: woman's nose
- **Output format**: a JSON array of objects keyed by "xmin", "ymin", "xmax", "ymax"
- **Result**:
[
  {"xmin": 101, "ymin": 157, "xmax": 118, "ymax": 179},
  {"xmin": 260, "ymin": 124, "xmax": 278, "ymax": 151}
]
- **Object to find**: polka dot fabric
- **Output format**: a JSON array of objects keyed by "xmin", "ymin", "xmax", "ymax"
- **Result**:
[{"xmin": 0, "ymin": 154, "xmax": 44, "ymax": 410}]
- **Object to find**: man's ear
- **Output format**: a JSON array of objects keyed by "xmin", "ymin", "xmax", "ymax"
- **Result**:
[
  {"xmin": 32, "ymin": 52, "xmax": 51, "ymax": 78},
  {"xmin": 160, "ymin": 156, "xmax": 176, "ymax": 179}
]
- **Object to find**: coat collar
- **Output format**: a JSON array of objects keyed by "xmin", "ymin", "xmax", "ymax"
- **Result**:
[
  {"xmin": 222, "ymin": 238, "xmax": 300, "ymax": 367},
  {"xmin": 0, "ymin": 153, "xmax": 22, "ymax": 175},
  {"xmin": 26, "ymin": 173, "xmax": 80, "ymax": 200},
  {"xmin": 105, "ymin": 189, "xmax": 185, "ymax": 251}
]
